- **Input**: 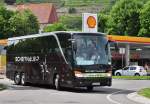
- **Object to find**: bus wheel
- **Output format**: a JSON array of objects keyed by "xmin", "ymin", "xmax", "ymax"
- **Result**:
[
  {"xmin": 14, "ymin": 72, "xmax": 21, "ymax": 85},
  {"xmin": 87, "ymin": 86, "xmax": 93, "ymax": 91},
  {"xmin": 54, "ymin": 74, "xmax": 61, "ymax": 90},
  {"xmin": 21, "ymin": 73, "xmax": 26, "ymax": 86}
]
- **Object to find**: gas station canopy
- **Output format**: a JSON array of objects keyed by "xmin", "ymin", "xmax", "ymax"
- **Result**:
[{"xmin": 108, "ymin": 35, "xmax": 150, "ymax": 44}]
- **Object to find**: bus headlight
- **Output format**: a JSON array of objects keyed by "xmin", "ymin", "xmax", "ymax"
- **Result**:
[
  {"xmin": 107, "ymin": 71, "xmax": 112, "ymax": 77},
  {"xmin": 74, "ymin": 71, "xmax": 83, "ymax": 77},
  {"xmin": 107, "ymin": 73, "xmax": 112, "ymax": 77}
]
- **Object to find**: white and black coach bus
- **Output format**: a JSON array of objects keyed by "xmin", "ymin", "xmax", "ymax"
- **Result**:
[{"xmin": 6, "ymin": 31, "xmax": 112, "ymax": 91}]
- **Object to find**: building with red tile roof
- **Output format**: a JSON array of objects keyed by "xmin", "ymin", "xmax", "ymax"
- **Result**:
[{"xmin": 17, "ymin": 3, "xmax": 58, "ymax": 25}]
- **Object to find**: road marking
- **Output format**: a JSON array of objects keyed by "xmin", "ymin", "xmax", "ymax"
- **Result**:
[{"xmin": 106, "ymin": 91, "xmax": 124, "ymax": 104}]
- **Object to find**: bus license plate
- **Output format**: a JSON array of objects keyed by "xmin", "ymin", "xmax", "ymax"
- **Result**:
[{"xmin": 92, "ymin": 83, "xmax": 100, "ymax": 86}]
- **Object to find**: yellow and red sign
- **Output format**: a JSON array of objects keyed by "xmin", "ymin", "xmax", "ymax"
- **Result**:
[
  {"xmin": 87, "ymin": 16, "xmax": 97, "ymax": 28},
  {"xmin": 82, "ymin": 13, "xmax": 97, "ymax": 32}
]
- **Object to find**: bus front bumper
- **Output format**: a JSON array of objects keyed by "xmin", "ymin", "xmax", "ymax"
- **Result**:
[{"xmin": 73, "ymin": 77, "xmax": 112, "ymax": 87}]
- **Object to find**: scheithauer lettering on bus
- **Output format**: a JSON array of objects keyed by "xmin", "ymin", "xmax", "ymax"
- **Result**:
[{"xmin": 15, "ymin": 56, "xmax": 40, "ymax": 62}]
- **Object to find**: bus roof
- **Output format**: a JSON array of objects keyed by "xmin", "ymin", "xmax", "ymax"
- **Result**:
[{"xmin": 8, "ymin": 31, "xmax": 106, "ymax": 41}]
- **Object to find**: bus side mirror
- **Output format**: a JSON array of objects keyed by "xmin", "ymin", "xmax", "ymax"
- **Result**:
[
  {"xmin": 73, "ymin": 42, "xmax": 77, "ymax": 53},
  {"xmin": 68, "ymin": 38, "xmax": 77, "ymax": 53},
  {"xmin": 66, "ymin": 47, "xmax": 74, "ymax": 66}
]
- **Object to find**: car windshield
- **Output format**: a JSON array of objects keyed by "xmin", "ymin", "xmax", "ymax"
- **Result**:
[{"xmin": 74, "ymin": 35, "xmax": 111, "ymax": 65}]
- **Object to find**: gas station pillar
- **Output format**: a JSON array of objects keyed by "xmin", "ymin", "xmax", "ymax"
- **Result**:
[{"xmin": 125, "ymin": 44, "xmax": 130, "ymax": 66}]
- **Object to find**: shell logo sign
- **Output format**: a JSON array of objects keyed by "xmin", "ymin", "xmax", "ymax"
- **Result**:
[
  {"xmin": 87, "ymin": 16, "xmax": 97, "ymax": 28},
  {"xmin": 82, "ymin": 13, "xmax": 97, "ymax": 32}
]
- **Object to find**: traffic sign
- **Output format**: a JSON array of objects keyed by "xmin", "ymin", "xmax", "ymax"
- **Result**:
[{"xmin": 119, "ymin": 48, "xmax": 125, "ymax": 54}]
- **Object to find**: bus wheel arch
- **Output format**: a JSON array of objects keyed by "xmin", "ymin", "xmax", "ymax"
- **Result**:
[{"xmin": 87, "ymin": 86, "xmax": 93, "ymax": 91}]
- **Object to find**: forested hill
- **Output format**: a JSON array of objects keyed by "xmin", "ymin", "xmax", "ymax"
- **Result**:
[
  {"xmin": 5, "ymin": 0, "xmax": 115, "ymax": 15},
  {"xmin": 5, "ymin": 0, "xmax": 114, "ymax": 7}
]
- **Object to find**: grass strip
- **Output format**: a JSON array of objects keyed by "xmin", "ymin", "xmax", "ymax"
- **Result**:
[
  {"xmin": 138, "ymin": 88, "xmax": 150, "ymax": 99},
  {"xmin": 0, "ymin": 84, "xmax": 7, "ymax": 91}
]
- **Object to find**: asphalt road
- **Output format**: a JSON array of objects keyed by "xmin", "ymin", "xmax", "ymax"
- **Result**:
[{"xmin": 0, "ymin": 78, "xmax": 150, "ymax": 104}]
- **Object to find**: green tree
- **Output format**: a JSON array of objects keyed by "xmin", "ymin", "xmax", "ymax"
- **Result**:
[
  {"xmin": 0, "ymin": 4, "xmax": 39, "ymax": 38},
  {"xmin": 44, "ymin": 23, "xmax": 67, "ymax": 32},
  {"xmin": 138, "ymin": 1, "xmax": 150, "ymax": 37},
  {"xmin": 101, "ymin": 0, "xmax": 118, "ymax": 14},
  {"xmin": 68, "ymin": 7, "xmax": 76, "ymax": 14},
  {"xmin": 0, "ymin": 0, "xmax": 4, "ymax": 3},
  {"xmin": 59, "ymin": 15, "xmax": 82, "ymax": 31},
  {"xmin": 98, "ymin": 13, "xmax": 109, "ymax": 32},
  {"xmin": 16, "ymin": 0, "xmax": 25, "ymax": 4},
  {"xmin": 23, "ymin": 10, "xmax": 39, "ymax": 35},
  {"xmin": 9, "ymin": 10, "xmax": 39, "ymax": 37},
  {"xmin": 0, "ymin": 4, "xmax": 14, "ymax": 38},
  {"xmin": 107, "ymin": 0, "xmax": 143, "ymax": 36}
]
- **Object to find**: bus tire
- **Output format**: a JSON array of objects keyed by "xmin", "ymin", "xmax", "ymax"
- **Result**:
[
  {"xmin": 14, "ymin": 72, "xmax": 21, "ymax": 85},
  {"xmin": 21, "ymin": 72, "xmax": 27, "ymax": 86},
  {"xmin": 54, "ymin": 74, "xmax": 61, "ymax": 90},
  {"xmin": 87, "ymin": 86, "xmax": 93, "ymax": 91}
]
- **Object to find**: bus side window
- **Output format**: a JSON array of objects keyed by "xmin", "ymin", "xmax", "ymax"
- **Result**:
[{"xmin": 65, "ymin": 48, "xmax": 72, "ymax": 65}]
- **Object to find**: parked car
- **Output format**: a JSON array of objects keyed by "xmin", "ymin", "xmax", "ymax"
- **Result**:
[
  {"xmin": 146, "ymin": 68, "xmax": 150, "ymax": 76},
  {"xmin": 115, "ymin": 66, "xmax": 147, "ymax": 76}
]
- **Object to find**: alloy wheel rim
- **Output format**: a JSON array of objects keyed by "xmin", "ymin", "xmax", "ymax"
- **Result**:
[
  {"xmin": 55, "ymin": 75, "xmax": 59, "ymax": 89},
  {"xmin": 21, "ymin": 74, "xmax": 25, "ymax": 85},
  {"xmin": 15, "ymin": 74, "xmax": 20, "ymax": 84}
]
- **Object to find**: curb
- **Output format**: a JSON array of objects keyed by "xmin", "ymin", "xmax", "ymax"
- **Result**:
[{"xmin": 127, "ymin": 92, "xmax": 150, "ymax": 104}]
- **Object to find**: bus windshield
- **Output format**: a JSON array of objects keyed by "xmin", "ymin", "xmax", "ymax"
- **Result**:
[{"xmin": 74, "ymin": 35, "xmax": 110, "ymax": 65}]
